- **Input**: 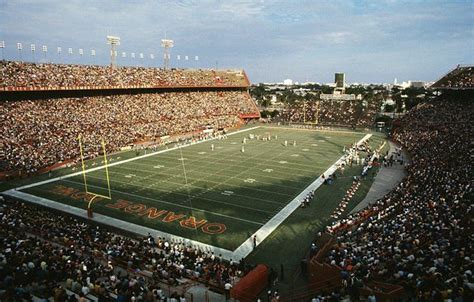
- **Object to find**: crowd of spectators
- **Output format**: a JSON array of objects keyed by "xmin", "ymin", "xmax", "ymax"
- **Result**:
[
  {"xmin": 0, "ymin": 61, "xmax": 248, "ymax": 89},
  {"xmin": 432, "ymin": 66, "xmax": 473, "ymax": 89},
  {"xmin": 321, "ymin": 99, "xmax": 473, "ymax": 301},
  {"xmin": 1, "ymin": 91, "xmax": 258, "ymax": 174},
  {"xmin": 279, "ymin": 99, "xmax": 380, "ymax": 127},
  {"xmin": 0, "ymin": 195, "xmax": 251, "ymax": 301},
  {"xmin": 330, "ymin": 180, "xmax": 360, "ymax": 221}
]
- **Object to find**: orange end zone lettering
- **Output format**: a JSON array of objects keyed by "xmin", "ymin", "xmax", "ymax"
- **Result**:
[
  {"xmin": 201, "ymin": 223, "xmax": 226, "ymax": 234},
  {"xmin": 51, "ymin": 185, "xmax": 77, "ymax": 197},
  {"xmin": 106, "ymin": 199, "xmax": 132, "ymax": 209},
  {"xmin": 137, "ymin": 207, "xmax": 168, "ymax": 219},
  {"xmin": 179, "ymin": 216, "xmax": 208, "ymax": 229},
  {"xmin": 124, "ymin": 204, "xmax": 147, "ymax": 213},
  {"xmin": 162, "ymin": 212, "xmax": 186, "ymax": 223},
  {"xmin": 70, "ymin": 191, "xmax": 88, "ymax": 200}
]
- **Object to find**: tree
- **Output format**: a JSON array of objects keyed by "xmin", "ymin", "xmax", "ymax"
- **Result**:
[
  {"xmin": 250, "ymin": 84, "xmax": 267, "ymax": 101},
  {"xmin": 261, "ymin": 97, "xmax": 271, "ymax": 108}
]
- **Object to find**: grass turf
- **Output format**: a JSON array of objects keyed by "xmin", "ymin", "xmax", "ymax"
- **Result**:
[
  {"xmin": 12, "ymin": 126, "xmax": 374, "ymax": 251},
  {"xmin": 245, "ymin": 131, "xmax": 388, "ymax": 292}
]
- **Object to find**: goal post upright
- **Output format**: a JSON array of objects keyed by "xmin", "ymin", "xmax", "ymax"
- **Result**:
[
  {"xmin": 101, "ymin": 139, "xmax": 112, "ymax": 200},
  {"xmin": 78, "ymin": 134, "xmax": 89, "ymax": 194},
  {"xmin": 78, "ymin": 135, "xmax": 112, "ymax": 218}
]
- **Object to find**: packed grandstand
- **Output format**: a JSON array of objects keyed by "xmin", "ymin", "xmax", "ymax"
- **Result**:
[
  {"xmin": 0, "ymin": 61, "xmax": 259, "ymax": 177},
  {"xmin": 1, "ymin": 62, "xmax": 473, "ymax": 301},
  {"xmin": 0, "ymin": 61, "xmax": 248, "ymax": 89},
  {"xmin": 278, "ymin": 99, "xmax": 380, "ymax": 127}
]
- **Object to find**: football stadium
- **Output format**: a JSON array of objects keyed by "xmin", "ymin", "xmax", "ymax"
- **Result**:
[{"xmin": 1, "ymin": 2, "xmax": 473, "ymax": 302}]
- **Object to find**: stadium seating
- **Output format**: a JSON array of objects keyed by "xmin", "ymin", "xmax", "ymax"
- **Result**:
[
  {"xmin": 1, "ymin": 90, "xmax": 258, "ymax": 175},
  {"xmin": 2, "ymin": 58, "xmax": 472, "ymax": 301},
  {"xmin": 279, "ymin": 99, "xmax": 380, "ymax": 127},
  {"xmin": 0, "ymin": 61, "xmax": 249, "ymax": 89},
  {"xmin": 0, "ymin": 195, "xmax": 253, "ymax": 300},
  {"xmin": 316, "ymin": 99, "xmax": 473, "ymax": 301},
  {"xmin": 431, "ymin": 65, "xmax": 473, "ymax": 89}
]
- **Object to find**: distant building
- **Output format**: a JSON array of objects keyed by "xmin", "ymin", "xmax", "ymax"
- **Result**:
[
  {"xmin": 335, "ymin": 73, "xmax": 345, "ymax": 88},
  {"xmin": 410, "ymin": 81, "xmax": 425, "ymax": 88},
  {"xmin": 283, "ymin": 79, "xmax": 293, "ymax": 85},
  {"xmin": 334, "ymin": 72, "xmax": 345, "ymax": 94},
  {"xmin": 394, "ymin": 80, "xmax": 426, "ymax": 89},
  {"xmin": 320, "ymin": 93, "xmax": 356, "ymax": 101}
]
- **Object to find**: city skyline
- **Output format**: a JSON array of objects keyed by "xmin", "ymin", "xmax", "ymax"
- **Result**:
[{"xmin": 0, "ymin": 0, "xmax": 472, "ymax": 84}]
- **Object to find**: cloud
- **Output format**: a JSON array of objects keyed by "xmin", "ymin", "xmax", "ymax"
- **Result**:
[{"xmin": 0, "ymin": 0, "xmax": 472, "ymax": 83}]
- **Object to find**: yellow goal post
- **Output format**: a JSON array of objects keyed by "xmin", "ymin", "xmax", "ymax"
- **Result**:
[{"xmin": 78, "ymin": 135, "xmax": 112, "ymax": 215}]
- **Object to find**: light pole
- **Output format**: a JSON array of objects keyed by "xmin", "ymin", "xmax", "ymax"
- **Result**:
[
  {"xmin": 161, "ymin": 39, "xmax": 174, "ymax": 69},
  {"xmin": 91, "ymin": 49, "xmax": 96, "ymax": 65},
  {"xmin": 57, "ymin": 47, "xmax": 62, "ymax": 63},
  {"xmin": 17, "ymin": 43, "xmax": 23, "ymax": 61},
  {"xmin": 0, "ymin": 41, "xmax": 5, "ymax": 60},
  {"xmin": 30, "ymin": 44, "xmax": 36, "ymax": 62},
  {"xmin": 42, "ymin": 45, "xmax": 48, "ymax": 62},
  {"xmin": 106, "ymin": 35, "xmax": 120, "ymax": 68},
  {"xmin": 150, "ymin": 54, "xmax": 154, "ymax": 67}
]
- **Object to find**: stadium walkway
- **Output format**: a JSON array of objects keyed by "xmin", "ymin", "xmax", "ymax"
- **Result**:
[{"xmin": 350, "ymin": 140, "xmax": 408, "ymax": 214}]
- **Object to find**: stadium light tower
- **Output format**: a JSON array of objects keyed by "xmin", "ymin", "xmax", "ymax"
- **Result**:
[
  {"xmin": 91, "ymin": 49, "xmax": 96, "ymax": 65},
  {"xmin": 106, "ymin": 35, "xmax": 120, "ymax": 68},
  {"xmin": 42, "ymin": 45, "xmax": 48, "ymax": 62},
  {"xmin": 57, "ymin": 47, "xmax": 62, "ymax": 63},
  {"xmin": 30, "ymin": 44, "xmax": 36, "ymax": 63},
  {"xmin": 161, "ymin": 39, "xmax": 174, "ymax": 69},
  {"xmin": 0, "ymin": 41, "xmax": 5, "ymax": 60},
  {"xmin": 17, "ymin": 43, "xmax": 23, "ymax": 61}
]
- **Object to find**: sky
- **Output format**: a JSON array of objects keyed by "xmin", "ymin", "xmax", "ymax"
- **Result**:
[{"xmin": 0, "ymin": 0, "xmax": 473, "ymax": 84}]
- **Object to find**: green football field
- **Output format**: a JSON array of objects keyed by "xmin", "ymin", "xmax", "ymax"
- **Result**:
[{"xmin": 14, "ymin": 126, "xmax": 369, "ymax": 251}]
